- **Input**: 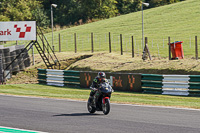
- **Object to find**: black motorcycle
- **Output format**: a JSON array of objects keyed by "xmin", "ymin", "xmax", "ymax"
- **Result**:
[{"xmin": 87, "ymin": 82, "xmax": 113, "ymax": 115}]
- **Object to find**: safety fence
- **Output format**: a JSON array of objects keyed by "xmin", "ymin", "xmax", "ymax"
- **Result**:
[
  {"xmin": 37, "ymin": 69, "xmax": 80, "ymax": 86},
  {"xmin": 47, "ymin": 33, "xmax": 199, "ymax": 60},
  {"xmin": 37, "ymin": 69, "xmax": 200, "ymax": 96},
  {"xmin": 142, "ymin": 74, "xmax": 200, "ymax": 96}
]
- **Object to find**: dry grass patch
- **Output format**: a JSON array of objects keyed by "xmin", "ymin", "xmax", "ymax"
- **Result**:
[{"xmin": 6, "ymin": 51, "xmax": 200, "ymax": 84}]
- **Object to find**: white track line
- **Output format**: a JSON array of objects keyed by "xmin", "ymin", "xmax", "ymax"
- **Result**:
[{"xmin": 0, "ymin": 126, "xmax": 47, "ymax": 133}]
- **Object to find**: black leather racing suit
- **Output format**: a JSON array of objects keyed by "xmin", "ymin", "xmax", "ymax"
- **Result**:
[{"xmin": 90, "ymin": 76, "xmax": 106, "ymax": 97}]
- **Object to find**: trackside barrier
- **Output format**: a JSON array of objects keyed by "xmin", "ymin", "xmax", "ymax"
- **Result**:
[
  {"xmin": 79, "ymin": 71, "xmax": 141, "ymax": 92},
  {"xmin": 142, "ymin": 74, "xmax": 200, "ymax": 96},
  {"xmin": 38, "ymin": 69, "xmax": 142, "ymax": 92},
  {"xmin": 141, "ymin": 74, "xmax": 163, "ymax": 94},
  {"xmin": 189, "ymin": 75, "xmax": 200, "ymax": 96},
  {"xmin": 38, "ymin": 70, "xmax": 200, "ymax": 96},
  {"xmin": 37, "ymin": 69, "xmax": 80, "ymax": 86}
]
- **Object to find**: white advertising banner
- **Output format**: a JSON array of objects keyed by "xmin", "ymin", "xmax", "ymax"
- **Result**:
[{"xmin": 0, "ymin": 21, "xmax": 36, "ymax": 41}]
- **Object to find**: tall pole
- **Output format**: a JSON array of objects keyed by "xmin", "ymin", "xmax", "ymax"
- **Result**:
[
  {"xmin": 51, "ymin": 5, "xmax": 54, "ymax": 49},
  {"xmin": 142, "ymin": 3, "xmax": 144, "ymax": 51}
]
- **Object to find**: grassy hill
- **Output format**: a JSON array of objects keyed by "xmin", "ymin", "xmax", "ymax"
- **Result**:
[
  {"xmin": 3, "ymin": 0, "xmax": 200, "ymax": 85},
  {"xmin": 3, "ymin": 0, "xmax": 199, "ymax": 58},
  {"xmin": 39, "ymin": 0, "xmax": 200, "ymax": 58}
]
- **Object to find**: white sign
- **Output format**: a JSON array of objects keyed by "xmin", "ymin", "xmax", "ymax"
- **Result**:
[{"xmin": 0, "ymin": 21, "xmax": 36, "ymax": 41}]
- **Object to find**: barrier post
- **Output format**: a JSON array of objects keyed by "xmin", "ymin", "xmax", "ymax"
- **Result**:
[
  {"xmin": 91, "ymin": 32, "xmax": 94, "ymax": 53},
  {"xmin": 168, "ymin": 37, "xmax": 171, "ymax": 60},
  {"xmin": 120, "ymin": 34, "xmax": 123, "ymax": 55},
  {"xmin": 195, "ymin": 36, "xmax": 198, "ymax": 60},
  {"xmin": 109, "ymin": 32, "xmax": 111, "ymax": 53},
  {"xmin": 74, "ymin": 33, "xmax": 77, "ymax": 53},
  {"xmin": 132, "ymin": 36, "xmax": 134, "ymax": 58}
]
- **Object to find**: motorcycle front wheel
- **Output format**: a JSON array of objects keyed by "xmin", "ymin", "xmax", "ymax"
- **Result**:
[
  {"xmin": 102, "ymin": 99, "xmax": 110, "ymax": 115},
  {"xmin": 87, "ymin": 98, "xmax": 96, "ymax": 113}
]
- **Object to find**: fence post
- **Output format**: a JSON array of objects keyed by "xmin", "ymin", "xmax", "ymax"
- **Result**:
[
  {"xmin": 168, "ymin": 37, "xmax": 171, "ymax": 60},
  {"xmin": 74, "ymin": 33, "xmax": 77, "ymax": 53},
  {"xmin": 109, "ymin": 32, "xmax": 111, "ymax": 53},
  {"xmin": 132, "ymin": 36, "xmax": 134, "ymax": 58},
  {"xmin": 195, "ymin": 36, "xmax": 198, "ymax": 60},
  {"xmin": 120, "ymin": 34, "xmax": 123, "ymax": 55},
  {"xmin": 146, "ymin": 37, "xmax": 152, "ymax": 60},
  {"xmin": 91, "ymin": 32, "xmax": 94, "ymax": 53},
  {"xmin": 59, "ymin": 33, "xmax": 61, "ymax": 52}
]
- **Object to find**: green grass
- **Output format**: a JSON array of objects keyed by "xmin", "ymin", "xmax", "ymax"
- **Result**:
[
  {"xmin": 42, "ymin": 0, "xmax": 200, "ymax": 57},
  {"xmin": 0, "ymin": 84, "xmax": 200, "ymax": 109},
  {"xmin": 4, "ymin": 0, "xmax": 200, "ymax": 58}
]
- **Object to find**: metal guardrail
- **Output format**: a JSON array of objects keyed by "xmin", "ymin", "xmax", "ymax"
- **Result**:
[
  {"xmin": 38, "ymin": 70, "xmax": 200, "ymax": 96},
  {"xmin": 38, "ymin": 69, "xmax": 80, "ymax": 87},
  {"xmin": 38, "ymin": 70, "xmax": 142, "ymax": 92},
  {"xmin": 142, "ymin": 74, "xmax": 200, "ymax": 96},
  {"xmin": 141, "ymin": 74, "xmax": 163, "ymax": 94}
]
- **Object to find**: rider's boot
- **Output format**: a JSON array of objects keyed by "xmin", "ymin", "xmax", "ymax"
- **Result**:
[{"xmin": 89, "ymin": 90, "xmax": 97, "ymax": 107}]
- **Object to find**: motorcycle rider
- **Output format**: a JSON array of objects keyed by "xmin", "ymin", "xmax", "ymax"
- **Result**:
[{"xmin": 90, "ymin": 72, "xmax": 107, "ymax": 99}]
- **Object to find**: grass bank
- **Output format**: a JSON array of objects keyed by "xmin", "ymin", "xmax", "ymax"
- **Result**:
[
  {"xmin": 4, "ymin": 0, "xmax": 200, "ymax": 58},
  {"xmin": 6, "ymin": 52, "xmax": 200, "ymax": 85},
  {"xmin": 0, "ymin": 84, "xmax": 199, "ymax": 109},
  {"xmin": 44, "ymin": 0, "xmax": 199, "ymax": 57}
]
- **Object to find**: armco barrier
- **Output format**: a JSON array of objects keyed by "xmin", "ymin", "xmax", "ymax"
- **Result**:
[
  {"xmin": 189, "ymin": 75, "xmax": 200, "ymax": 96},
  {"xmin": 38, "ymin": 69, "xmax": 80, "ymax": 86},
  {"xmin": 38, "ymin": 69, "xmax": 200, "ymax": 96},
  {"xmin": 142, "ymin": 74, "xmax": 200, "ymax": 96},
  {"xmin": 38, "ymin": 69, "xmax": 142, "ymax": 92},
  {"xmin": 141, "ymin": 74, "xmax": 163, "ymax": 94}
]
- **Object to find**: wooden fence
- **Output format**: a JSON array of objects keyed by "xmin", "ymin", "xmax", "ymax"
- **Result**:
[{"xmin": 52, "ymin": 33, "xmax": 199, "ymax": 60}]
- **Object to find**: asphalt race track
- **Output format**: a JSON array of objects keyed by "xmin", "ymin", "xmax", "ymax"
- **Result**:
[{"xmin": 0, "ymin": 95, "xmax": 200, "ymax": 133}]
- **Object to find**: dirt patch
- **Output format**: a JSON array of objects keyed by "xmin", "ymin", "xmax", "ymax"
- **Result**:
[
  {"xmin": 68, "ymin": 52, "xmax": 200, "ymax": 75},
  {"xmin": 59, "ymin": 54, "xmax": 92, "ymax": 70},
  {"xmin": 6, "ymin": 53, "xmax": 93, "ymax": 84}
]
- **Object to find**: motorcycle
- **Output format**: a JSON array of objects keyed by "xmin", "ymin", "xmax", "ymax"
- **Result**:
[{"xmin": 87, "ymin": 81, "xmax": 113, "ymax": 115}]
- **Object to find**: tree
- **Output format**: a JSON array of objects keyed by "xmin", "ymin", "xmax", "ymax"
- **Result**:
[
  {"xmin": 77, "ymin": 0, "xmax": 118, "ymax": 19},
  {"xmin": 97, "ymin": 0, "xmax": 118, "ymax": 18},
  {"xmin": 116, "ymin": 0, "xmax": 134, "ymax": 14},
  {"xmin": 0, "ymin": 0, "xmax": 49, "ymax": 27},
  {"xmin": 0, "ymin": 0, "xmax": 185, "ymax": 27}
]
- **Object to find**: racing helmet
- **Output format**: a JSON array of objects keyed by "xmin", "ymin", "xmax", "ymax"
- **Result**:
[{"xmin": 98, "ymin": 72, "xmax": 106, "ymax": 79}]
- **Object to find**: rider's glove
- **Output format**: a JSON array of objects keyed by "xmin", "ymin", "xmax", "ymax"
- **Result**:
[{"xmin": 90, "ymin": 86, "xmax": 97, "ymax": 91}]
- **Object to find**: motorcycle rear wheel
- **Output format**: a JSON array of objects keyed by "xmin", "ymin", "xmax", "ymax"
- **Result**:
[
  {"xmin": 102, "ymin": 99, "xmax": 110, "ymax": 115},
  {"xmin": 87, "ymin": 98, "xmax": 96, "ymax": 113}
]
